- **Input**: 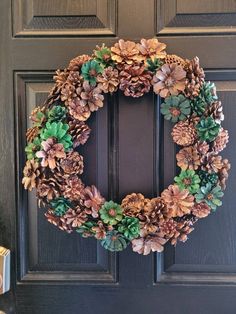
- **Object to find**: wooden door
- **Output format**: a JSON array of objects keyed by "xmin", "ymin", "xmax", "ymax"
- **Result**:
[{"xmin": 0, "ymin": 0, "xmax": 236, "ymax": 313}]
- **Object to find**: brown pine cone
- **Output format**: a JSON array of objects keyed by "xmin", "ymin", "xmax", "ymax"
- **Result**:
[
  {"xmin": 194, "ymin": 141, "xmax": 209, "ymax": 156},
  {"xmin": 68, "ymin": 54, "xmax": 92, "ymax": 72},
  {"xmin": 172, "ymin": 119, "xmax": 197, "ymax": 146},
  {"xmin": 192, "ymin": 202, "xmax": 211, "ymax": 218},
  {"xmin": 161, "ymin": 185, "xmax": 194, "ymax": 218},
  {"xmin": 121, "ymin": 193, "xmax": 146, "ymax": 217},
  {"xmin": 97, "ymin": 66, "xmax": 119, "ymax": 93},
  {"xmin": 138, "ymin": 38, "xmax": 166, "ymax": 59},
  {"xmin": 22, "ymin": 159, "xmax": 40, "ymax": 191},
  {"xmin": 68, "ymin": 98, "xmax": 91, "ymax": 121},
  {"xmin": 202, "ymin": 155, "xmax": 225, "ymax": 173},
  {"xmin": 184, "ymin": 57, "xmax": 205, "ymax": 98},
  {"xmin": 139, "ymin": 197, "xmax": 166, "ymax": 236},
  {"xmin": 132, "ymin": 234, "xmax": 167, "ymax": 255},
  {"xmin": 61, "ymin": 72, "xmax": 83, "ymax": 106},
  {"xmin": 61, "ymin": 206, "xmax": 88, "ymax": 228},
  {"xmin": 81, "ymin": 185, "xmax": 105, "ymax": 218},
  {"xmin": 170, "ymin": 220, "xmax": 194, "ymax": 245},
  {"xmin": 218, "ymin": 158, "xmax": 231, "ymax": 190},
  {"xmin": 60, "ymin": 151, "xmax": 84, "ymax": 176},
  {"xmin": 63, "ymin": 176, "xmax": 84, "ymax": 201},
  {"xmin": 119, "ymin": 64, "xmax": 152, "ymax": 97},
  {"xmin": 80, "ymin": 81, "xmax": 104, "ymax": 112},
  {"xmin": 205, "ymin": 101, "xmax": 224, "ymax": 123},
  {"xmin": 92, "ymin": 221, "xmax": 107, "ymax": 240},
  {"xmin": 45, "ymin": 210, "xmax": 73, "ymax": 233},
  {"xmin": 111, "ymin": 39, "xmax": 142, "ymax": 66},
  {"xmin": 37, "ymin": 175, "xmax": 61, "ymax": 201},
  {"xmin": 26, "ymin": 126, "xmax": 39, "ymax": 143},
  {"xmin": 69, "ymin": 120, "xmax": 91, "ymax": 148},
  {"xmin": 212, "ymin": 128, "xmax": 229, "ymax": 154},
  {"xmin": 164, "ymin": 54, "xmax": 187, "ymax": 68},
  {"xmin": 159, "ymin": 218, "xmax": 178, "ymax": 239},
  {"xmin": 176, "ymin": 146, "xmax": 201, "ymax": 170}
]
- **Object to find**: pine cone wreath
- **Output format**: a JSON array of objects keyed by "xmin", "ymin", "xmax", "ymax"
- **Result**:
[
  {"xmin": 119, "ymin": 64, "xmax": 152, "ymax": 97},
  {"xmin": 171, "ymin": 119, "xmax": 197, "ymax": 146},
  {"xmin": 184, "ymin": 57, "xmax": 205, "ymax": 99}
]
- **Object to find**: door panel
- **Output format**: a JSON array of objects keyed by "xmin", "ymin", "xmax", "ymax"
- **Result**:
[{"xmin": 0, "ymin": 0, "xmax": 236, "ymax": 313}]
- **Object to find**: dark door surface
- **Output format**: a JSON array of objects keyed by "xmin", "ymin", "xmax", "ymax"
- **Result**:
[{"xmin": 1, "ymin": 0, "xmax": 236, "ymax": 313}]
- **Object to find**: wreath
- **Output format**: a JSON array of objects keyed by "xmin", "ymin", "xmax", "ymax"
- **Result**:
[{"xmin": 22, "ymin": 39, "xmax": 230, "ymax": 255}]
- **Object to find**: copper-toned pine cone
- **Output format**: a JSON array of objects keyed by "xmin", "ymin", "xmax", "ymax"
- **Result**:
[
  {"xmin": 202, "ymin": 155, "xmax": 225, "ymax": 173},
  {"xmin": 212, "ymin": 128, "xmax": 229, "ymax": 154},
  {"xmin": 184, "ymin": 57, "xmax": 205, "ymax": 98},
  {"xmin": 205, "ymin": 101, "xmax": 224, "ymax": 123},
  {"xmin": 45, "ymin": 210, "xmax": 73, "ymax": 233},
  {"xmin": 26, "ymin": 126, "xmax": 39, "ymax": 143},
  {"xmin": 37, "ymin": 175, "xmax": 61, "ymax": 201},
  {"xmin": 121, "ymin": 193, "xmax": 146, "ymax": 217},
  {"xmin": 81, "ymin": 185, "xmax": 105, "ymax": 218},
  {"xmin": 80, "ymin": 81, "xmax": 104, "ymax": 112},
  {"xmin": 194, "ymin": 141, "xmax": 209, "ymax": 156},
  {"xmin": 92, "ymin": 221, "xmax": 107, "ymax": 240},
  {"xmin": 159, "ymin": 218, "xmax": 178, "ymax": 239},
  {"xmin": 170, "ymin": 220, "xmax": 194, "ymax": 246},
  {"xmin": 192, "ymin": 202, "xmax": 211, "ymax": 218},
  {"xmin": 171, "ymin": 119, "xmax": 197, "ymax": 146},
  {"xmin": 69, "ymin": 120, "xmax": 91, "ymax": 148},
  {"xmin": 97, "ymin": 66, "xmax": 119, "ymax": 93},
  {"xmin": 164, "ymin": 54, "xmax": 187, "ymax": 68},
  {"xmin": 30, "ymin": 106, "xmax": 47, "ymax": 124},
  {"xmin": 68, "ymin": 54, "xmax": 92, "ymax": 72},
  {"xmin": 60, "ymin": 151, "xmax": 84, "ymax": 176},
  {"xmin": 111, "ymin": 39, "xmax": 142, "ymax": 66},
  {"xmin": 119, "ymin": 64, "xmax": 152, "ymax": 98},
  {"xmin": 138, "ymin": 38, "xmax": 166, "ymax": 59},
  {"xmin": 176, "ymin": 146, "xmax": 201, "ymax": 170},
  {"xmin": 139, "ymin": 197, "xmax": 166, "ymax": 236},
  {"xmin": 61, "ymin": 206, "xmax": 88, "ymax": 228},
  {"xmin": 61, "ymin": 71, "xmax": 83, "ymax": 105},
  {"xmin": 161, "ymin": 185, "xmax": 194, "ymax": 218},
  {"xmin": 63, "ymin": 176, "xmax": 84, "ymax": 201},
  {"xmin": 132, "ymin": 234, "xmax": 167, "ymax": 255},
  {"xmin": 68, "ymin": 98, "xmax": 91, "ymax": 122},
  {"xmin": 22, "ymin": 159, "xmax": 40, "ymax": 191},
  {"xmin": 152, "ymin": 63, "xmax": 186, "ymax": 98},
  {"xmin": 218, "ymin": 158, "xmax": 231, "ymax": 190}
]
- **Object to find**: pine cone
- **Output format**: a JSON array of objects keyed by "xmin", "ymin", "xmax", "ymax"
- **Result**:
[
  {"xmin": 205, "ymin": 101, "xmax": 224, "ymax": 123},
  {"xmin": 159, "ymin": 218, "xmax": 178, "ymax": 239},
  {"xmin": 60, "ymin": 151, "xmax": 84, "ymax": 176},
  {"xmin": 22, "ymin": 159, "xmax": 40, "ymax": 191},
  {"xmin": 170, "ymin": 220, "xmax": 194, "ymax": 245},
  {"xmin": 91, "ymin": 221, "xmax": 107, "ymax": 240},
  {"xmin": 68, "ymin": 99, "xmax": 91, "ymax": 121},
  {"xmin": 80, "ymin": 81, "xmax": 104, "ymax": 112},
  {"xmin": 61, "ymin": 71, "xmax": 83, "ymax": 106},
  {"xmin": 184, "ymin": 57, "xmax": 205, "ymax": 99},
  {"xmin": 212, "ymin": 128, "xmax": 229, "ymax": 153},
  {"xmin": 164, "ymin": 54, "xmax": 187, "ymax": 68},
  {"xmin": 37, "ymin": 175, "xmax": 61, "ymax": 201},
  {"xmin": 192, "ymin": 202, "xmax": 211, "ymax": 218},
  {"xmin": 61, "ymin": 206, "xmax": 88, "ymax": 228},
  {"xmin": 26, "ymin": 126, "xmax": 39, "ymax": 143},
  {"xmin": 63, "ymin": 176, "xmax": 84, "ymax": 201},
  {"xmin": 68, "ymin": 120, "xmax": 91, "ymax": 148},
  {"xmin": 132, "ymin": 234, "xmax": 167, "ymax": 255},
  {"xmin": 171, "ymin": 119, "xmax": 197, "ymax": 146},
  {"xmin": 121, "ymin": 193, "xmax": 146, "ymax": 217},
  {"xmin": 139, "ymin": 197, "xmax": 166, "ymax": 236},
  {"xmin": 119, "ymin": 64, "xmax": 152, "ymax": 97},
  {"xmin": 81, "ymin": 185, "xmax": 105, "ymax": 218},
  {"xmin": 97, "ymin": 66, "xmax": 119, "ymax": 93},
  {"xmin": 176, "ymin": 146, "xmax": 201, "ymax": 170},
  {"xmin": 111, "ymin": 39, "xmax": 142, "ymax": 66},
  {"xmin": 45, "ymin": 210, "xmax": 73, "ymax": 233},
  {"xmin": 194, "ymin": 141, "xmax": 209, "ymax": 156},
  {"xmin": 68, "ymin": 54, "xmax": 92, "ymax": 72},
  {"xmin": 218, "ymin": 159, "xmax": 231, "ymax": 190},
  {"xmin": 138, "ymin": 38, "xmax": 166, "ymax": 59},
  {"xmin": 202, "ymin": 155, "xmax": 225, "ymax": 173},
  {"xmin": 161, "ymin": 185, "xmax": 194, "ymax": 217}
]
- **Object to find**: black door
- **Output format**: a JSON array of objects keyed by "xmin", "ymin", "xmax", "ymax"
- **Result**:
[{"xmin": 0, "ymin": 0, "xmax": 236, "ymax": 313}]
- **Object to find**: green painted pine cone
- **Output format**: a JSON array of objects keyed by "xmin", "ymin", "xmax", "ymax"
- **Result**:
[
  {"xmin": 47, "ymin": 105, "xmax": 68, "ymax": 123},
  {"xmin": 50, "ymin": 197, "xmax": 71, "ymax": 216},
  {"xmin": 99, "ymin": 201, "xmax": 123, "ymax": 225},
  {"xmin": 118, "ymin": 217, "xmax": 140, "ymax": 240},
  {"xmin": 161, "ymin": 94, "xmax": 191, "ymax": 122},
  {"xmin": 196, "ymin": 117, "xmax": 220, "ymax": 142},
  {"xmin": 174, "ymin": 169, "xmax": 200, "ymax": 194},
  {"xmin": 195, "ymin": 183, "xmax": 224, "ymax": 211},
  {"xmin": 81, "ymin": 59, "xmax": 103, "ymax": 85},
  {"xmin": 101, "ymin": 230, "xmax": 128, "ymax": 252},
  {"xmin": 198, "ymin": 170, "xmax": 219, "ymax": 187}
]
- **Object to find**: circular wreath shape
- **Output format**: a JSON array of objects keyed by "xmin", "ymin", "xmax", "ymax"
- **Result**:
[{"xmin": 22, "ymin": 38, "xmax": 230, "ymax": 255}]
